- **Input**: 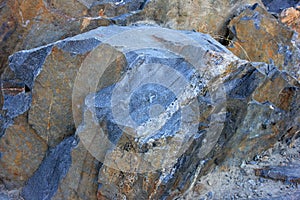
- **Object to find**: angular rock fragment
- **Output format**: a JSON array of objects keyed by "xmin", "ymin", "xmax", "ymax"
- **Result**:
[
  {"xmin": 200, "ymin": 62, "xmax": 300, "ymax": 170},
  {"xmin": 228, "ymin": 4, "xmax": 300, "ymax": 79},
  {"xmin": 280, "ymin": 6, "xmax": 300, "ymax": 38},
  {"xmin": 262, "ymin": 0, "xmax": 299, "ymax": 13},
  {"xmin": 0, "ymin": 114, "xmax": 47, "ymax": 189},
  {"xmin": 22, "ymin": 136, "xmax": 77, "ymax": 200},
  {"xmin": 255, "ymin": 164, "xmax": 300, "ymax": 184},
  {"xmin": 0, "ymin": 0, "xmax": 148, "ymax": 74}
]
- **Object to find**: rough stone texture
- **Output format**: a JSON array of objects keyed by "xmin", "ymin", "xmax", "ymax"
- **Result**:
[
  {"xmin": 52, "ymin": 142, "xmax": 100, "ymax": 200},
  {"xmin": 124, "ymin": 0, "xmax": 264, "ymax": 36},
  {"xmin": 255, "ymin": 164, "xmax": 300, "ymax": 184},
  {"xmin": 0, "ymin": 113, "xmax": 47, "ymax": 189},
  {"xmin": 228, "ymin": 4, "xmax": 300, "ymax": 80},
  {"xmin": 0, "ymin": 0, "xmax": 267, "ymax": 77},
  {"xmin": 262, "ymin": 0, "xmax": 300, "ymax": 13},
  {"xmin": 0, "ymin": 0, "xmax": 147, "ymax": 75},
  {"xmin": 188, "ymin": 132, "xmax": 300, "ymax": 199},
  {"xmin": 280, "ymin": 6, "xmax": 300, "ymax": 39},
  {"xmin": 0, "ymin": 25, "xmax": 299, "ymax": 199},
  {"xmin": 190, "ymin": 61, "xmax": 300, "ymax": 176},
  {"xmin": 22, "ymin": 136, "xmax": 77, "ymax": 200},
  {"xmin": 0, "ymin": 27, "xmax": 105, "ymax": 193},
  {"xmin": 28, "ymin": 46, "xmax": 90, "ymax": 147}
]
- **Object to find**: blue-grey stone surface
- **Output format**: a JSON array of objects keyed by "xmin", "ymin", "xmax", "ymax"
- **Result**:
[{"xmin": 22, "ymin": 136, "xmax": 77, "ymax": 200}]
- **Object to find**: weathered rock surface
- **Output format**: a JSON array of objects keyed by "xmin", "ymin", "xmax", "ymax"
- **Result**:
[
  {"xmin": 0, "ymin": 113, "xmax": 47, "ymax": 189},
  {"xmin": 228, "ymin": 4, "xmax": 300, "ymax": 80},
  {"xmin": 125, "ymin": 0, "xmax": 264, "ymax": 36},
  {"xmin": 262, "ymin": 0, "xmax": 300, "ymax": 13},
  {"xmin": 0, "ymin": 25, "xmax": 299, "ymax": 199},
  {"xmin": 0, "ymin": 0, "xmax": 267, "ymax": 76},
  {"xmin": 280, "ymin": 6, "xmax": 300, "ymax": 38},
  {"xmin": 0, "ymin": 0, "xmax": 147, "ymax": 74},
  {"xmin": 22, "ymin": 136, "xmax": 77, "ymax": 200},
  {"xmin": 255, "ymin": 164, "xmax": 300, "ymax": 184}
]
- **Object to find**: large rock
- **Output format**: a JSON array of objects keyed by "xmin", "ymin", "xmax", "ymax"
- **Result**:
[
  {"xmin": 0, "ymin": 25, "xmax": 299, "ymax": 199},
  {"xmin": 0, "ymin": 0, "xmax": 267, "ymax": 77},
  {"xmin": 0, "ymin": 0, "xmax": 147, "ymax": 74},
  {"xmin": 124, "ymin": 0, "xmax": 264, "ymax": 36},
  {"xmin": 227, "ymin": 4, "xmax": 300, "ymax": 80}
]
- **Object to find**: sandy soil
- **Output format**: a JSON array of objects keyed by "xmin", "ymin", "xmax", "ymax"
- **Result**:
[{"xmin": 187, "ymin": 137, "xmax": 300, "ymax": 200}]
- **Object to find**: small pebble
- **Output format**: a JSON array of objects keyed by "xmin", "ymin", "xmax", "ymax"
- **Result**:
[{"xmin": 207, "ymin": 180, "xmax": 212, "ymax": 186}]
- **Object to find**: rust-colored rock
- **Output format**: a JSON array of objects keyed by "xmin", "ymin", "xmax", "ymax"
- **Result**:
[
  {"xmin": 0, "ymin": 113, "xmax": 47, "ymax": 189},
  {"xmin": 0, "ymin": 0, "xmax": 267, "ymax": 77},
  {"xmin": 228, "ymin": 4, "xmax": 300, "ymax": 80},
  {"xmin": 280, "ymin": 6, "xmax": 300, "ymax": 38},
  {"xmin": 0, "ymin": 0, "xmax": 147, "ymax": 75},
  {"xmin": 28, "ymin": 46, "xmax": 88, "ymax": 147},
  {"xmin": 52, "ymin": 141, "xmax": 100, "ymax": 200}
]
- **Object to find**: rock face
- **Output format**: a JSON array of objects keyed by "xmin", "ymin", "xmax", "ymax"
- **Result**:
[
  {"xmin": 0, "ymin": 0, "xmax": 148, "ymax": 74},
  {"xmin": 22, "ymin": 136, "xmax": 77, "ymax": 200},
  {"xmin": 227, "ymin": 4, "xmax": 300, "ymax": 80},
  {"xmin": 127, "ymin": 0, "xmax": 264, "ymax": 36},
  {"xmin": 0, "ymin": 24, "xmax": 299, "ymax": 199},
  {"xmin": 262, "ymin": 0, "xmax": 299, "ymax": 13},
  {"xmin": 0, "ymin": 0, "xmax": 266, "ymax": 76},
  {"xmin": 280, "ymin": 6, "xmax": 300, "ymax": 39},
  {"xmin": 0, "ymin": 114, "xmax": 47, "ymax": 189}
]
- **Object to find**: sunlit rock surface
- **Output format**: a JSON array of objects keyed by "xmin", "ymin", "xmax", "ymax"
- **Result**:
[
  {"xmin": 0, "ymin": 0, "xmax": 265, "ymax": 76},
  {"xmin": 228, "ymin": 4, "xmax": 300, "ymax": 80},
  {"xmin": 0, "ymin": 0, "xmax": 148, "ymax": 74},
  {"xmin": 0, "ymin": 25, "xmax": 299, "ymax": 199},
  {"xmin": 280, "ymin": 6, "xmax": 300, "ymax": 39}
]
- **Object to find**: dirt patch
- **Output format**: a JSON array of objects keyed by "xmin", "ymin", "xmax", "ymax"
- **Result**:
[{"xmin": 187, "ymin": 137, "xmax": 300, "ymax": 199}]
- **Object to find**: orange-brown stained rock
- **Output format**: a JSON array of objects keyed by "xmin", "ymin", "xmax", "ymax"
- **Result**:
[
  {"xmin": 1, "ymin": 23, "xmax": 299, "ymax": 199},
  {"xmin": 0, "ymin": 0, "xmax": 110, "ymax": 75},
  {"xmin": 228, "ymin": 4, "xmax": 299, "ymax": 79},
  {"xmin": 139, "ymin": 0, "xmax": 264, "ymax": 37},
  {"xmin": 253, "ymin": 72, "xmax": 299, "ymax": 111},
  {"xmin": 0, "ymin": 113, "xmax": 47, "ymax": 189},
  {"xmin": 253, "ymin": 74, "xmax": 288, "ymax": 107},
  {"xmin": 280, "ymin": 7, "xmax": 300, "ymax": 38},
  {"xmin": 0, "ymin": 0, "xmax": 265, "ymax": 76},
  {"xmin": 28, "ymin": 47, "xmax": 86, "ymax": 147},
  {"xmin": 278, "ymin": 86, "xmax": 297, "ymax": 111},
  {"xmin": 97, "ymin": 164, "xmax": 163, "ymax": 200}
]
